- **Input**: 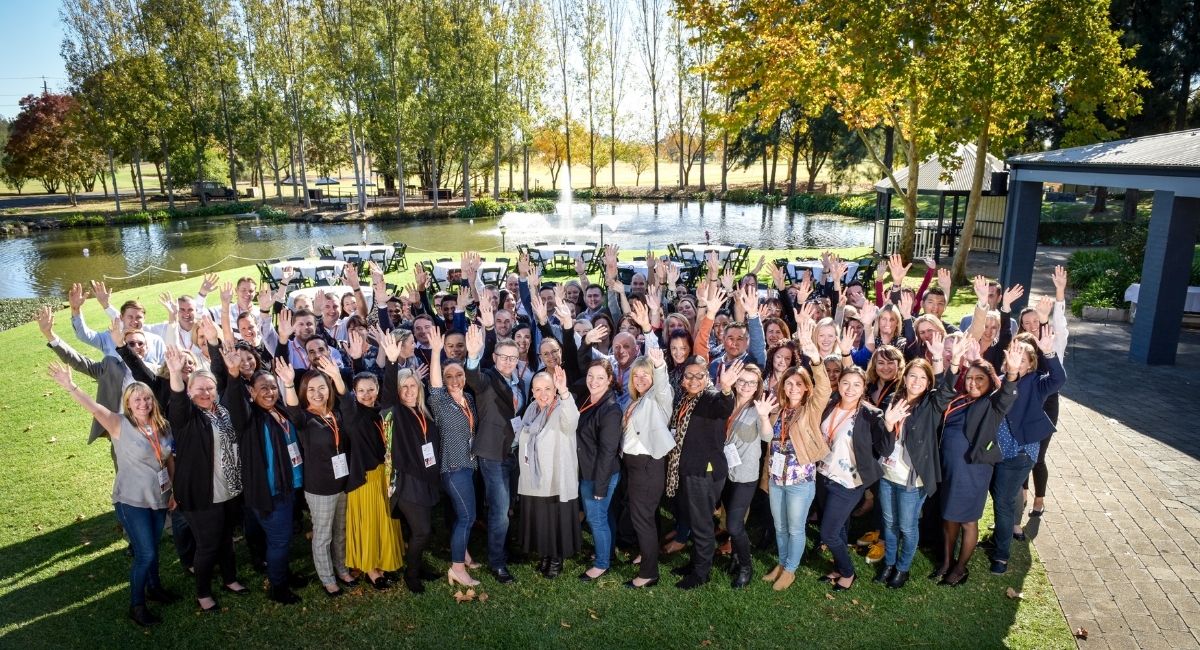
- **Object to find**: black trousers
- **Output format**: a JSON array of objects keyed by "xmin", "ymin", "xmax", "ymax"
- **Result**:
[
  {"xmin": 394, "ymin": 499, "xmax": 433, "ymax": 577},
  {"xmin": 1024, "ymin": 393, "xmax": 1060, "ymax": 497},
  {"xmin": 182, "ymin": 500, "xmax": 239, "ymax": 599},
  {"xmin": 624, "ymin": 454, "xmax": 665, "ymax": 580},
  {"xmin": 721, "ymin": 481, "xmax": 757, "ymax": 568},
  {"xmin": 682, "ymin": 472, "xmax": 725, "ymax": 580}
]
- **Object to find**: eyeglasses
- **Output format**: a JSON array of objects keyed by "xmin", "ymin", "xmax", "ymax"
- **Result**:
[
  {"xmin": 734, "ymin": 379, "xmax": 757, "ymax": 387},
  {"xmin": 682, "ymin": 372, "xmax": 707, "ymax": 381},
  {"xmin": 494, "ymin": 353, "xmax": 518, "ymax": 363},
  {"xmin": 126, "ymin": 340, "xmax": 146, "ymax": 348}
]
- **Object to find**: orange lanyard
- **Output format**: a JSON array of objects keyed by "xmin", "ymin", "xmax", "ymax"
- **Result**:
[
  {"xmin": 943, "ymin": 395, "xmax": 976, "ymax": 421},
  {"xmin": 454, "ymin": 397, "xmax": 475, "ymax": 433},
  {"xmin": 374, "ymin": 420, "xmax": 388, "ymax": 446},
  {"xmin": 138, "ymin": 424, "xmax": 165, "ymax": 467},
  {"xmin": 871, "ymin": 379, "xmax": 898, "ymax": 407},
  {"xmin": 823, "ymin": 405, "xmax": 857, "ymax": 445},
  {"xmin": 312, "ymin": 411, "xmax": 340, "ymax": 451},
  {"xmin": 579, "ymin": 394, "xmax": 605, "ymax": 415},
  {"xmin": 407, "ymin": 407, "xmax": 428, "ymax": 443},
  {"xmin": 725, "ymin": 402, "xmax": 752, "ymax": 443}
]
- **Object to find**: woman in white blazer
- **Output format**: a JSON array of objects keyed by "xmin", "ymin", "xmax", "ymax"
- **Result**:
[{"xmin": 620, "ymin": 337, "xmax": 675, "ymax": 588}]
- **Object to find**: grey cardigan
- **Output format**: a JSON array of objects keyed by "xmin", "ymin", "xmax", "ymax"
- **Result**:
[{"xmin": 47, "ymin": 338, "xmax": 129, "ymax": 444}]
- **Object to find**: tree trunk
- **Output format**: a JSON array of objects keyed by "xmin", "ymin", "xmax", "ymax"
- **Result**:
[
  {"xmin": 1121, "ymin": 188, "xmax": 1140, "ymax": 223},
  {"xmin": 951, "ymin": 104, "xmax": 992, "ymax": 285},
  {"xmin": 769, "ymin": 142, "xmax": 780, "ymax": 193},
  {"xmin": 787, "ymin": 126, "xmax": 801, "ymax": 198},
  {"xmin": 348, "ymin": 109, "xmax": 365, "ymax": 214},
  {"xmin": 522, "ymin": 139, "xmax": 530, "ymax": 201},
  {"xmin": 134, "ymin": 149, "xmax": 148, "ymax": 211},
  {"xmin": 493, "ymin": 133, "xmax": 501, "ymax": 200},
  {"xmin": 651, "ymin": 89, "xmax": 660, "ymax": 191},
  {"xmin": 1091, "ymin": 186, "xmax": 1108, "ymax": 213},
  {"xmin": 761, "ymin": 149, "xmax": 768, "ymax": 192},
  {"xmin": 161, "ymin": 137, "xmax": 175, "ymax": 210},
  {"xmin": 107, "ymin": 148, "xmax": 121, "ymax": 213}
]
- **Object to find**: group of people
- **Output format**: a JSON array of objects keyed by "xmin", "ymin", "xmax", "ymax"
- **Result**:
[{"xmin": 42, "ymin": 244, "xmax": 1067, "ymax": 627}]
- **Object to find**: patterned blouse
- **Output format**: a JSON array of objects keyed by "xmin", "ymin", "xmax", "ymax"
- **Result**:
[
  {"xmin": 997, "ymin": 417, "xmax": 1040, "ymax": 462},
  {"xmin": 429, "ymin": 387, "xmax": 477, "ymax": 472},
  {"xmin": 770, "ymin": 412, "xmax": 816, "ymax": 486}
]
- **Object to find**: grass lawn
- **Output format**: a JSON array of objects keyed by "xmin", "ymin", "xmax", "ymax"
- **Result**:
[{"xmin": 0, "ymin": 248, "xmax": 1072, "ymax": 648}]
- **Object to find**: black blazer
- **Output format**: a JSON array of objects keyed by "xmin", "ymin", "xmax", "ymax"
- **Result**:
[
  {"xmin": 954, "ymin": 375, "xmax": 1019, "ymax": 465},
  {"xmin": 167, "ymin": 385, "xmax": 239, "ymax": 512},
  {"xmin": 575, "ymin": 391, "xmax": 623, "ymax": 499},
  {"xmin": 882, "ymin": 370, "xmax": 957, "ymax": 496},
  {"xmin": 464, "ymin": 364, "xmax": 525, "ymax": 461},
  {"xmin": 340, "ymin": 394, "xmax": 387, "ymax": 493},
  {"xmin": 821, "ymin": 399, "xmax": 894, "ymax": 487},
  {"xmin": 678, "ymin": 388, "xmax": 736, "ymax": 478}
]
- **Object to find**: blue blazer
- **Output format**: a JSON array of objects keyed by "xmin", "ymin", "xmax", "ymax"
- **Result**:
[{"xmin": 1007, "ymin": 355, "xmax": 1066, "ymax": 446}]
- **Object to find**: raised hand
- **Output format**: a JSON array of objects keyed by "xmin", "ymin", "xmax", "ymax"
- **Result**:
[
  {"xmin": 159, "ymin": 291, "xmax": 178, "ymax": 324},
  {"xmin": 219, "ymin": 282, "xmax": 234, "ymax": 306},
  {"xmin": 858, "ymin": 302, "xmax": 878, "ymax": 328},
  {"xmin": 884, "ymin": 399, "xmax": 912, "ymax": 430},
  {"xmin": 109, "ymin": 316, "xmax": 126, "ymax": 347},
  {"xmin": 199, "ymin": 273, "xmax": 220, "ymax": 297},
  {"xmin": 552, "ymin": 365, "xmax": 568, "ymax": 394},
  {"xmin": 798, "ymin": 302, "xmax": 817, "ymax": 325},
  {"xmin": 347, "ymin": 329, "xmax": 368, "ymax": 360},
  {"xmin": 1003, "ymin": 340, "xmax": 1024, "ymax": 375},
  {"xmin": 343, "ymin": 262, "xmax": 362, "ymax": 289},
  {"xmin": 666, "ymin": 261, "xmax": 681, "ymax": 288},
  {"xmin": 926, "ymin": 330, "xmax": 946, "ymax": 360},
  {"xmin": 839, "ymin": 328, "xmax": 858, "ymax": 354},
  {"xmin": 768, "ymin": 262, "xmax": 786, "ymax": 290},
  {"xmin": 69, "ymin": 283, "xmax": 86, "ymax": 312},
  {"xmin": 164, "ymin": 345, "xmax": 186, "ymax": 376},
  {"xmin": 90, "ymin": 280, "xmax": 112, "ymax": 309},
  {"xmin": 937, "ymin": 268, "xmax": 952, "ymax": 292},
  {"xmin": 963, "ymin": 337, "xmax": 981, "ymax": 362},
  {"xmin": 898, "ymin": 292, "xmax": 914, "ymax": 319},
  {"xmin": 413, "ymin": 263, "xmax": 429, "ymax": 291},
  {"xmin": 1001, "ymin": 283, "xmax": 1024, "ymax": 311},
  {"xmin": 753, "ymin": 394, "xmax": 778, "ymax": 419},
  {"xmin": 1037, "ymin": 327, "xmax": 1056, "ymax": 355},
  {"xmin": 554, "ymin": 301, "xmax": 574, "ymax": 331},
  {"xmin": 1052, "ymin": 265, "xmax": 1068, "ymax": 301},
  {"xmin": 798, "ymin": 319, "xmax": 818, "ymax": 357},
  {"xmin": 259, "ymin": 284, "xmax": 275, "ymax": 313},
  {"xmin": 197, "ymin": 312, "xmax": 219, "ymax": 343},
  {"xmin": 647, "ymin": 345, "xmax": 665, "ymax": 367},
  {"xmin": 972, "ymin": 275, "xmax": 990, "ymax": 303},
  {"xmin": 720, "ymin": 268, "xmax": 735, "ymax": 292},
  {"xmin": 478, "ymin": 293, "xmax": 495, "ymax": 328},
  {"xmin": 35, "ymin": 306, "xmax": 55, "ymax": 341},
  {"xmin": 277, "ymin": 308, "xmax": 294, "ymax": 341},
  {"xmin": 428, "ymin": 327, "xmax": 445, "ymax": 354},
  {"xmin": 1035, "ymin": 296, "xmax": 1054, "ymax": 322},
  {"xmin": 529, "ymin": 291, "xmax": 548, "ymax": 325},
  {"xmin": 951, "ymin": 333, "xmax": 970, "ymax": 363},
  {"xmin": 416, "ymin": 363, "xmax": 429, "ymax": 380},
  {"xmin": 584, "ymin": 323, "xmax": 610, "ymax": 345},
  {"xmin": 517, "ymin": 252, "xmax": 531, "ymax": 278},
  {"xmin": 218, "ymin": 341, "xmax": 242, "ymax": 375},
  {"xmin": 574, "ymin": 256, "xmax": 587, "ymax": 277},
  {"xmin": 737, "ymin": 283, "xmax": 758, "ymax": 315},
  {"xmin": 378, "ymin": 330, "xmax": 402, "ymax": 363},
  {"xmin": 47, "ymin": 361, "xmax": 74, "ymax": 390},
  {"xmin": 274, "ymin": 357, "xmax": 295, "ymax": 385},
  {"xmin": 795, "ymin": 276, "xmax": 813, "ymax": 305},
  {"xmin": 465, "ymin": 324, "xmax": 485, "ymax": 359},
  {"xmin": 629, "ymin": 300, "xmax": 652, "ymax": 332},
  {"xmin": 313, "ymin": 354, "xmax": 338, "ymax": 378},
  {"xmin": 888, "ymin": 253, "xmax": 911, "ymax": 286},
  {"xmin": 718, "ymin": 359, "xmax": 745, "ymax": 393}
]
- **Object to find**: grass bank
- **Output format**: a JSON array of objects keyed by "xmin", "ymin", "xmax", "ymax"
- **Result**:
[{"xmin": 0, "ymin": 248, "xmax": 1071, "ymax": 647}]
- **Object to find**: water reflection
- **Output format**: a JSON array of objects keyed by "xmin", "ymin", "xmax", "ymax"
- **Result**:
[{"xmin": 0, "ymin": 201, "xmax": 870, "ymax": 298}]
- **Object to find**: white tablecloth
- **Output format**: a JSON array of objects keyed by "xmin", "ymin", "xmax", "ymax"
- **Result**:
[
  {"xmin": 533, "ymin": 244, "xmax": 592, "ymax": 262},
  {"xmin": 617, "ymin": 261, "xmax": 650, "ymax": 278},
  {"xmin": 787, "ymin": 260, "xmax": 861, "ymax": 285},
  {"xmin": 432, "ymin": 261, "xmax": 508, "ymax": 283},
  {"xmin": 1124, "ymin": 284, "xmax": 1200, "ymax": 311},
  {"xmin": 332, "ymin": 245, "xmax": 394, "ymax": 261},
  {"xmin": 269, "ymin": 259, "xmax": 347, "ymax": 281},
  {"xmin": 287, "ymin": 285, "xmax": 374, "ymax": 310},
  {"xmin": 679, "ymin": 244, "xmax": 738, "ymax": 262}
]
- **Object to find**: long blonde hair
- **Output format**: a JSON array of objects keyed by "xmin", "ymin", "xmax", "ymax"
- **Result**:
[
  {"xmin": 395, "ymin": 368, "xmax": 432, "ymax": 419},
  {"xmin": 122, "ymin": 381, "xmax": 169, "ymax": 435}
]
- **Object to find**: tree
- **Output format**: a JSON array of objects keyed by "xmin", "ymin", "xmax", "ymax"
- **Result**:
[
  {"xmin": 575, "ymin": 0, "xmax": 605, "ymax": 188},
  {"xmin": 548, "ymin": 0, "xmax": 575, "ymax": 189},
  {"xmin": 1110, "ymin": 0, "xmax": 1200, "ymax": 135},
  {"xmin": 602, "ymin": 0, "xmax": 626, "ymax": 188},
  {"xmin": 4, "ymin": 93, "xmax": 104, "ymax": 204},
  {"xmin": 634, "ymin": 0, "xmax": 665, "ymax": 190},
  {"xmin": 532, "ymin": 120, "xmax": 568, "ymax": 189},
  {"xmin": 618, "ymin": 139, "xmax": 651, "ymax": 186}
]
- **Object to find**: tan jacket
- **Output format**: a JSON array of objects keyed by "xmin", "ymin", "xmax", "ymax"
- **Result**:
[{"xmin": 759, "ymin": 360, "xmax": 833, "ymax": 490}]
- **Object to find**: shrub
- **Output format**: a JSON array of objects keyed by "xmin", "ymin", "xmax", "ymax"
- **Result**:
[
  {"xmin": 59, "ymin": 214, "xmax": 106, "ymax": 227},
  {"xmin": 512, "ymin": 198, "xmax": 555, "ymax": 213},
  {"xmin": 724, "ymin": 188, "xmax": 782, "ymax": 205},
  {"xmin": 1065, "ymin": 223, "xmax": 1149, "ymax": 316},
  {"xmin": 256, "ymin": 205, "xmax": 289, "ymax": 222},
  {"xmin": 169, "ymin": 201, "xmax": 256, "ymax": 219}
]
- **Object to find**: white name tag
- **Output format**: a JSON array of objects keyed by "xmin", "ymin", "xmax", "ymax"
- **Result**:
[
  {"xmin": 723, "ymin": 443, "xmax": 742, "ymax": 469},
  {"xmin": 331, "ymin": 453, "xmax": 349, "ymax": 479},
  {"xmin": 157, "ymin": 467, "xmax": 171, "ymax": 494},
  {"xmin": 421, "ymin": 442, "xmax": 436, "ymax": 468},
  {"xmin": 287, "ymin": 442, "xmax": 303, "ymax": 468},
  {"xmin": 770, "ymin": 452, "xmax": 786, "ymax": 478},
  {"xmin": 510, "ymin": 416, "xmax": 524, "ymax": 433}
]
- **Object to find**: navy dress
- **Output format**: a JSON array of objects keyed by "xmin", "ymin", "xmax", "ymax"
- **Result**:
[{"xmin": 939, "ymin": 407, "xmax": 994, "ymax": 523}]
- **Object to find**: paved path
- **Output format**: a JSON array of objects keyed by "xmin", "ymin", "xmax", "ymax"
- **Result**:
[{"xmin": 1033, "ymin": 320, "xmax": 1200, "ymax": 649}]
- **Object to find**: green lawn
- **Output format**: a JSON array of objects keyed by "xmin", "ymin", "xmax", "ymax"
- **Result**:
[{"xmin": 0, "ymin": 249, "xmax": 1072, "ymax": 647}]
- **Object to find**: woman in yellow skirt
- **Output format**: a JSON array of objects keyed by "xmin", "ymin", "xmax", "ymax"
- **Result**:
[{"xmin": 341, "ymin": 330, "xmax": 404, "ymax": 590}]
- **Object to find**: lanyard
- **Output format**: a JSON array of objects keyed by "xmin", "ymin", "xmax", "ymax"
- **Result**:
[
  {"xmin": 871, "ymin": 378, "xmax": 898, "ymax": 407},
  {"xmin": 823, "ymin": 405, "xmax": 857, "ymax": 445},
  {"xmin": 672, "ymin": 395, "xmax": 697, "ymax": 429},
  {"xmin": 724, "ymin": 402, "xmax": 753, "ymax": 444},
  {"xmin": 944, "ymin": 395, "xmax": 977, "ymax": 420},
  {"xmin": 579, "ymin": 394, "xmax": 606, "ymax": 415},
  {"xmin": 407, "ymin": 406, "xmax": 428, "ymax": 442},
  {"xmin": 374, "ymin": 420, "xmax": 388, "ymax": 446},
  {"xmin": 454, "ymin": 397, "xmax": 475, "ymax": 433},
  {"xmin": 138, "ymin": 424, "xmax": 165, "ymax": 467},
  {"xmin": 312, "ymin": 410, "xmax": 340, "ymax": 451}
]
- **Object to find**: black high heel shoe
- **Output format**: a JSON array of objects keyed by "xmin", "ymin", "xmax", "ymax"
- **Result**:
[{"xmin": 832, "ymin": 575, "xmax": 856, "ymax": 592}]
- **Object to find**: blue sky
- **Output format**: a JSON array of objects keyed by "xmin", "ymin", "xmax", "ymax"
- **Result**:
[{"xmin": 0, "ymin": 1, "xmax": 68, "ymax": 118}]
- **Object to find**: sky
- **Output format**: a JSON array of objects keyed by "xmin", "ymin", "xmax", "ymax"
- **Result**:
[{"xmin": 0, "ymin": 1, "xmax": 68, "ymax": 118}]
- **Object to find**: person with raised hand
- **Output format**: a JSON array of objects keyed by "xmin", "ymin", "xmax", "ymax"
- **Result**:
[
  {"xmin": 816, "ymin": 363, "xmax": 895, "ymax": 593},
  {"xmin": 721, "ymin": 360, "xmax": 773, "ymax": 589},
  {"xmin": 986, "ymin": 329, "xmax": 1066, "ymax": 576},
  {"xmin": 932, "ymin": 334, "xmax": 1018, "ymax": 587},
  {"xmin": 574, "ymin": 353, "xmax": 623, "ymax": 583},
  {"xmin": 422, "ymin": 329, "xmax": 481, "ymax": 587},
  {"xmin": 69, "ymin": 281, "xmax": 167, "ymax": 364},
  {"xmin": 874, "ymin": 331, "xmax": 956, "ymax": 589},
  {"xmin": 669, "ymin": 356, "xmax": 740, "ymax": 590},
  {"xmin": 463, "ymin": 322, "xmax": 525, "ymax": 584},
  {"xmin": 339, "ymin": 341, "xmax": 403, "ymax": 592},
  {"xmin": 38, "ymin": 307, "xmax": 129, "ymax": 449},
  {"xmin": 163, "ymin": 345, "xmax": 248, "ymax": 613},
  {"xmin": 516, "ymin": 366, "xmax": 582, "ymax": 579},
  {"xmin": 47, "ymin": 360, "xmax": 178, "ymax": 627}
]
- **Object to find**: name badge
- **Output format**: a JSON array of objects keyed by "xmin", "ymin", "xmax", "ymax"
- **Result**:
[
  {"xmin": 421, "ymin": 442, "xmax": 436, "ymax": 468},
  {"xmin": 287, "ymin": 442, "xmax": 303, "ymax": 468},
  {"xmin": 331, "ymin": 453, "xmax": 349, "ymax": 479},
  {"xmin": 723, "ymin": 443, "xmax": 742, "ymax": 469},
  {"xmin": 770, "ymin": 452, "xmax": 786, "ymax": 478},
  {"xmin": 510, "ymin": 417, "xmax": 524, "ymax": 433},
  {"xmin": 157, "ymin": 467, "xmax": 171, "ymax": 494}
]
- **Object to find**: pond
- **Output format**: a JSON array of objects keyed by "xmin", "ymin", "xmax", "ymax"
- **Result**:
[{"xmin": 0, "ymin": 200, "xmax": 872, "ymax": 299}]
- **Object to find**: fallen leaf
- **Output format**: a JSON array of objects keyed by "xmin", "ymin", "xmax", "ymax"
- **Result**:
[
  {"xmin": 589, "ymin": 613, "xmax": 599, "ymax": 620},
  {"xmin": 825, "ymin": 593, "xmax": 835, "ymax": 600},
  {"xmin": 465, "ymin": 588, "xmax": 476, "ymax": 599},
  {"xmin": 1005, "ymin": 587, "xmax": 1024, "ymax": 600},
  {"xmin": 453, "ymin": 590, "xmax": 471, "ymax": 603},
  {"xmin": 405, "ymin": 625, "xmax": 416, "ymax": 631},
  {"xmin": 74, "ymin": 514, "xmax": 84, "ymax": 522},
  {"xmin": 478, "ymin": 592, "xmax": 489, "ymax": 602},
  {"xmin": 701, "ymin": 641, "xmax": 712, "ymax": 647},
  {"xmin": 1074, "ymin": 627, "xmax": 1088, "ymax": 640},
  {"xmin": 47, "ymin": 436, "xmax": 56, "ymax": 443},
  {"xmin": 560, "ymin": 622, "xmax": 571, "ymax": 628},
  {"xmin": 851, "ymin": 599, "xmax": 859, "ymax": 605}
]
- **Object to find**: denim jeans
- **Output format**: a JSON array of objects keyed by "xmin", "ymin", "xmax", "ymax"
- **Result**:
[
  {"xmin": 879, "ymin": 478, "xmax": 928, "ymax": 571},
  {"xmin": 114, "ymin": 502, "xmax": 166, "ymax": 606},
  {"xmin": 168, "ymin": 508, "xmax": 195, "ymax": 569},
  {"xmin": 580, "ymin": 472, "xmax": 620, "ymax": 570},
  {"xmin": 478, "ymin": 455, "xmax": 517, "ymax": 569},
  {"xmin": 253, "ymin": 492, "xmax": 295, "ymax": 587},
  {"xmin": 768, "ymin": 481, "xmax": 816, "ymax": 572},
  {"xmin": 442, "ymin": 468, "xmax": 477, "ymax": 564},
  {"xmin": 991, "ymin": 452, "xmax": 1036, "ymax": 563}
]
